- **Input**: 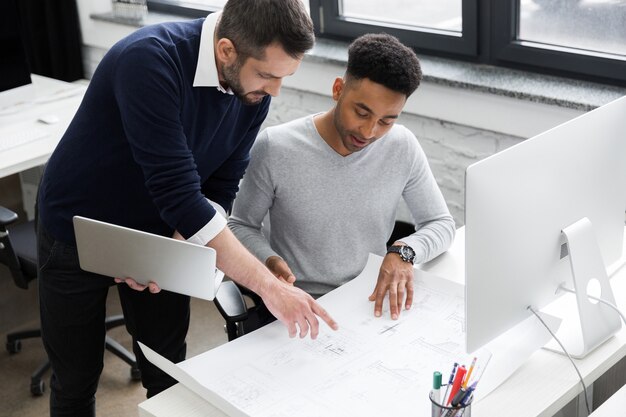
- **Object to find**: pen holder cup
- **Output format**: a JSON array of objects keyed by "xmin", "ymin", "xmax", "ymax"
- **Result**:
[{"xmin": 430, "ymin": 390, "xmax": 472, "ymax": 417}]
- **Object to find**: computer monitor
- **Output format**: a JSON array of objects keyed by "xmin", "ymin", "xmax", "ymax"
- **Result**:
[
  {"xmin": 465, "ymin": 95, "xmax": 626, "ymax": 358},
  {"xmin": 0, "ymin": 0, "xmax": 34, "ymax": 111}
]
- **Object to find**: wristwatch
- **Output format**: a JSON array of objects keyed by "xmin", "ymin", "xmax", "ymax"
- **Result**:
[{"xmin": 387, "ymin": 244, "xmax": 416, "ymax": 264}]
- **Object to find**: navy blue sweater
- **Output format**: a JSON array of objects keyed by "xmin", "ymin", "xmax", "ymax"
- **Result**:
[{"xmin": 38, "ymin": 19, "xmax": 270, "ymax": 244}]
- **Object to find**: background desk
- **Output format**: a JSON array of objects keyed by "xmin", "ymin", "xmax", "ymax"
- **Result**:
[
  {"xmin": 0, "ymin": 74, "xmax": 86, "ymax": 178},
  {"xmin": 0, "ymin": 75, "xmax": 86, "ymax": 217},
  {"xmin": 138, "ymin": 227, "xmax": 626, "ymax": 417}
]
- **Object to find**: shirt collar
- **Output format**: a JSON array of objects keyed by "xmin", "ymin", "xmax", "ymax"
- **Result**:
[{"xmin": 193, "ymin": 12, "xmax": 233, "ymax": 95}]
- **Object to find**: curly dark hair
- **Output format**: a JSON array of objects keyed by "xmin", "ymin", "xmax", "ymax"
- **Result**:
[
  {"xmin": 217, "ymin": 0, "xmax": 314, "ymax": 61},
  {"xmin": 346, "ymin": 33, "xmax": 422, "ymax": 97}
]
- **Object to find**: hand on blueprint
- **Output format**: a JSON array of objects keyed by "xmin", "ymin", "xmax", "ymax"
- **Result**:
[
  {"xmin": 266, "ymin": 256, "xmax": 296, "ymax": 284},
  {"xmin": 368, "ymin": 253, "xmax": 414, "ymax": 320},
  {"xmin": 205, "ymin": 226, "xmax": 338, "ymax": 339},
  {"xmin": 114, "ymin": 277, "xmax": 161, "ymax": 293},
  {"xmin": 261, "ymin": 279, "xmax": 339, "ymax": 339}
]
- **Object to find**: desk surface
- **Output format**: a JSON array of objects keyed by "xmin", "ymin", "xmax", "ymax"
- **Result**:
[
  {"xmin": 0, "ymin": 74, "xmax": 86, "ymax": 178},
  {"xmin": 139, "ymin": 228, "xmax": 626, "ymax": 417}
]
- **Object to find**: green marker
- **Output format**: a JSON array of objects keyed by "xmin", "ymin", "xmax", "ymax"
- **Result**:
[{"xmin": 433, "ymin": 371, "xmax": 443, "ymax": 404}]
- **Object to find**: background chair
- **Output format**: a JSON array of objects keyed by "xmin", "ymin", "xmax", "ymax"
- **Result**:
[
  {"xmin": 214, "ymin": 220, "xmax": 416, "ymax": 341},
  {"xmin": 0, "ymin": 205, "xmax": 141, "ymax": 396}
]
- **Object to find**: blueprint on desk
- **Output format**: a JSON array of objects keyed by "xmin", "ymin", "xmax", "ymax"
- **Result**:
[{"xmin": 141, "ymin": 253, "xmax": 558, "ymax": 417}]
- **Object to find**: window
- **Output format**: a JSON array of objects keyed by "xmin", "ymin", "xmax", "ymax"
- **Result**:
[
  {"xmin": 314, "ymin": 0, "xmax": 626, "ymax": 85},
  {"xmin": 148, "ymin": 0, "xmax": 626, "ymax": 85},
  {"xmin": 340, "ymin": 0, "xmax": 462, "ymax": 33},
  {"xmin": 518, "ymin": 0, "xmax": 626, "ymax": 56},
  {"xmin": 312, "ymin": 0, "xmax": 477, "ymax": 56},
  {"xmin": 492, "ymin": 0, "xmax": 626, "ymax": 84}
]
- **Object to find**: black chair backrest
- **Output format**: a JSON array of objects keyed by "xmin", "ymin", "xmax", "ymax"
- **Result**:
[{"xmin": 0, "ymin": 206, "xmax": 36, "ymax": 290}]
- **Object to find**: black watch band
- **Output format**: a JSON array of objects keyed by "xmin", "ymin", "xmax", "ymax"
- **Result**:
[{"xmin": 387, "ymin": 244, "xmax": 416, "ymax": 264}]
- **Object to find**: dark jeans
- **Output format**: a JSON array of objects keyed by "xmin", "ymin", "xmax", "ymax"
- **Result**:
[{"xmin": 37, "ymin": 225, "xmax": 190, "ymax": 417}]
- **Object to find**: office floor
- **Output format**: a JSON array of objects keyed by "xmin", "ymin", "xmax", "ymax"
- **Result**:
[{"xmin": 0, "ymin": 266, "xmax": 229, "ymax": 417}]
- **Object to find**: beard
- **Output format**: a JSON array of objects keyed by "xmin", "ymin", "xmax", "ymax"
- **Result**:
[{"xmin": 221, "ymin": 60, "xmax": 267, "ymax": 106}]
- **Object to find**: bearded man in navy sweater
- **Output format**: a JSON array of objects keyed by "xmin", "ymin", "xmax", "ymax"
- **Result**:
[{"xmin": 36, "ymin": 0, "xmax": 337, "ymax": 415}]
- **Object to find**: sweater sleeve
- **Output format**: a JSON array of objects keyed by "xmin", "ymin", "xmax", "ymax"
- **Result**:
[
  {"xmin": 228, "ymin": 129, "xmax": 281, "ymax": 263},
  {"xmin": 112, "ymin": 39, "xmax": 215, "ymax": 239},
  {"xmin": 397, "ymin": 129, "xmax": 456, "ymax": 264}
]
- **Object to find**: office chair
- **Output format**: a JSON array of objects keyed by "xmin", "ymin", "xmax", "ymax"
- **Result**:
[
  {"xmin": 214, "ymin": 220, "xmax": 416, "ymax": 341},
  {"xmin": 0, "ymin": 205, "xmax": 141, "ymax": 396}
]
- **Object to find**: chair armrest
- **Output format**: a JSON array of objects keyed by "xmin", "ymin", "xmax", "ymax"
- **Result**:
[
  {"xmin": 0, "ymin": 206, "xmax": 19, "ymax": 227},
  {"xmin": 214, "ymin": 280, "xmax": 249, "ymax": 322}
]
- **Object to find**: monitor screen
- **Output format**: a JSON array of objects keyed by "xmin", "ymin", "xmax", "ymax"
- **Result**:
[
  {"xmin": 0, "ymin": 0, "xmax": 32, "ymax": 107},
  {"xmin": 464, "ymin": 95, "xmax": 626, "ymax": 354}
]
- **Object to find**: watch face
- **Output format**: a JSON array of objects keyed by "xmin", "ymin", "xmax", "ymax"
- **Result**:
[{"xmin": 400, "ymin": 245, "xmax": 416, "ymax": 262}]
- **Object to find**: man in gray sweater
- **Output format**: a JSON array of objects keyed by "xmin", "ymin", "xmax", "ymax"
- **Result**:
[{"xmin": 229, "ymin": 33, "xmax": 455, "ymax": 329}]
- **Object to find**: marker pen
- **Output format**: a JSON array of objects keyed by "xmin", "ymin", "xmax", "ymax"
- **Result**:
[
  {"xmin": 432, "ymin": 371, "xmax": 442, "ymax": 404},
  {"xmin": 451, "ymin": 386, "xmax": 467, "ymax": 407}
]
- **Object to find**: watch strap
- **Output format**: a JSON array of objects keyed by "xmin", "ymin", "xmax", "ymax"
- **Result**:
[{"xmin": 387, "ymin": 244, "xmax": 416, "ymax": 264}]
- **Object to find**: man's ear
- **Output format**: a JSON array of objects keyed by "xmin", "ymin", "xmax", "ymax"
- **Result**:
[
  {"xmin": 332, "ymin": 77, "xmax": 345, "ymax": 101},
  {"xmin": 215, "ymin": 38, "xmax": 238, "ymax": 65}
]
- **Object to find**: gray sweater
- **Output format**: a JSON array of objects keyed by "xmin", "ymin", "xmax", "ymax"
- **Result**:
[{"xmin": 229, "ymin": 115, "xmax": 455, "ymax": 296}]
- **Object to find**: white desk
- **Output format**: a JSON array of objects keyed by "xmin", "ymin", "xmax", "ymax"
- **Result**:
[
  {"xmin": 139, "ymin": 227, "xmax": 626, "ymax": 417},
  {"xmin": 0, "ymin": 74, "xmax": 86, "ymax": 179}
]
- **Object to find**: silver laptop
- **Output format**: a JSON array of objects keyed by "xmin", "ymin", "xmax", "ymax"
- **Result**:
[{"xmin": 73, "ymin": 216, "xmax": 224, "ymax": 301}]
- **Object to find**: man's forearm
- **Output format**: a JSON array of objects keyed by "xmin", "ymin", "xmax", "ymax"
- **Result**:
[{"xmin": 205, "ymin": 226, "xmax": 276, "ymax": 297}]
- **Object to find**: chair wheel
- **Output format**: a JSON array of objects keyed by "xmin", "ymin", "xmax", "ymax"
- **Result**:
[
  {"xmin": 131, "ymin": 365, "xmax": 142, "ymax": 381},
  {"xmin": 6, "ymin": 339, "xmax": 21, "ymax": 354},
  {"xmin": 31, "ymin": 379, "xmax": 45, "ymax": 396}
]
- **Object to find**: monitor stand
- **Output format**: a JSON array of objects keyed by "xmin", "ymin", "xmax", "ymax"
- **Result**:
[{"xmin": 544, "ymin": 217, "xmax": 621, "ymax": 359}]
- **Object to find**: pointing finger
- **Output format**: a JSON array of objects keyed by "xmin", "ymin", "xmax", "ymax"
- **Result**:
[{"xmin": 311, "ymin": 302, "xmax": 338, "ymax": 331}]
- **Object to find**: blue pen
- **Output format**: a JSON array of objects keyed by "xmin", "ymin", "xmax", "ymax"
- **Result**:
[{"xmin": 439, "ymin": 362, "xmax": 457, "ymax": 416}]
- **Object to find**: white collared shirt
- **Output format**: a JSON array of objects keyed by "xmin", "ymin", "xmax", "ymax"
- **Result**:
[{"xmin": 193, "ymin": 11, "xmax": 233, "ymax": 95}]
